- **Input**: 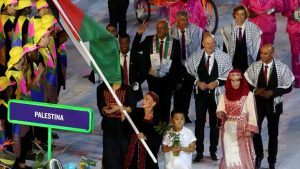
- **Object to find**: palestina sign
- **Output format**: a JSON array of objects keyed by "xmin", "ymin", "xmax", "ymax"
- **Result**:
[
  {"xmin": 8, "ymin": 99, "xmax": 94, "ymax": 160},
  {"xmin": 8, "ymin": 99, "xmax": 93, "ymax": 133}
]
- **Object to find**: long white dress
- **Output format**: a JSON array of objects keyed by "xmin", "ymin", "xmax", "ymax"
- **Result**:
[{"xmin": 216, "ymin": 92, "xmax": 258, "ymax": 169}]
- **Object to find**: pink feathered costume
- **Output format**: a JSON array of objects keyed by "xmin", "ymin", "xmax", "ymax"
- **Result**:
[
  {"xmin": 282, "ymin": 0, "xmax": 300, "ymax": 87},
  {"xmin": 241, "ymin": 0, "xmax": 284, "ymax": 45},
  {"xmin": 169, "ymin": 0, "xmax": 207, "ymax": 30}
]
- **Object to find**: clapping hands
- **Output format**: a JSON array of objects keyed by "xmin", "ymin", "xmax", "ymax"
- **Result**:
[{"xmin": 103, "ymin": 105, "xmax": 119, "ymax": 115}]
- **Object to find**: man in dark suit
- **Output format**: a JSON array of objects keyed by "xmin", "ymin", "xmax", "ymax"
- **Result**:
[
  {"xmin": 132, "ymin": 19, "xmax": 182, "ymax": 124},
  {"xmin": 170, "ymin": 10, "xmax": 203, "ymax": 123},
  {"xmin": 119, "ymin": 34, "xmax": 147, "ymax": 101},
  {"xmin": 186, "ymin": 33, "xmax": 232, "ymax": 162},
  {"xmin": 244, "ymin": 44, "xmax": 294, "ymax": 169}
]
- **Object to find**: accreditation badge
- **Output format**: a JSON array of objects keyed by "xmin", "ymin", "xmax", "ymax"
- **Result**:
[
  {"xmin": 160, "ymin": 58, "xmax": 172, "ymax": 73},
  {"xmin": 150, "ymin": 53, "xmax": 161, "ymax": 69}
]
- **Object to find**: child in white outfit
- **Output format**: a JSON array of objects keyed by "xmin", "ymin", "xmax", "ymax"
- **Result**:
[{"xmin": 162, "ymin": 110, "xmax": 197, "ymax": 169}]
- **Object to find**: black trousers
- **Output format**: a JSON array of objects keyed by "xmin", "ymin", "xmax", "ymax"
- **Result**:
[
  {"xmin": 194, "ymin": 92, "xmax": 219, "ymax": 154},
  {"xmin": 19, "ymin": 127, "xmax": 33, "ymax": 163},
  {"xmin": 253, "ymin": 104, "xmax": 281, "ymax": 164},
  {"xmin": 173, "ymin": 70, "xmax": 194, "ymax": 118},
  {"xmin": 102, "ymin": 117, "xmax": 128, "ymax": 169},
  {"xmin": 108, "ymin": 0, "xmax": 129, "ymax": 36},
  {"xmin": 147, "ymin": 76, "xmax": 173, "ymax": 124}
]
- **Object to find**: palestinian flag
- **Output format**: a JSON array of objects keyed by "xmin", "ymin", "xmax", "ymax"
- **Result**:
[{"xmin": 48, "ymin": 0, "xmax": 121, "ymax": 84}]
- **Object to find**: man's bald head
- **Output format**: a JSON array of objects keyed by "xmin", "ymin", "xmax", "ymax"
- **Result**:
[
  {"xmin": 260, "ymin": 44, "xmax": 274, "ymax": 64},
  {"xmin": 202, "ymin": 32, "xmax": 216, "ymax": 55},
  {"xmin": 261, "ymin": 44, "xmax": 274, "ymax": 53},
  {"xmin": 202, "ymin": 32, "xmax": 215, "ymax": 42}
]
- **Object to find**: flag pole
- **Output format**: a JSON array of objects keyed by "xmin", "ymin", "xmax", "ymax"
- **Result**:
[
  {"xmin": 51, "ymin": 0, "xmax": 157, "ymax": 163},
  {"xmin": 60, "ymin": 18, "xmax": 91, "ymax": 66}
]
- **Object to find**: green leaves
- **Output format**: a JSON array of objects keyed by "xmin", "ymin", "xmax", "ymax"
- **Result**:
[
  {"xmin": 33, "ymin": 151, "xmax": 46, "ymax": 169},
  {"xmin": 81, "ymin": 156, "xmax": 97, "ymax": 167},
  {"xmin": 169, "ymin": 132, "xmax": 180, "ymax": 146},
  {"xmin": 154, "ymin": 121, "xmax": 171, "ymax": 135}
]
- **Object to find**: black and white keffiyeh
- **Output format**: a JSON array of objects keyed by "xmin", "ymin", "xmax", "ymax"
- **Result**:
[
  {"xmin": 244, "ymin": 59, "xmax": 295, "ymax": 109},
  {"xmin": 186, "ymin": 48, "xmax": 233, "ymax": 103},
  {"xmin": 186, "ymin": 48, "xmax": 232, "ymax": 81},
  {"xmin": 221, "ymin": 20, "xmax": 262, "ymax": 65},
  {"xmin": 244, "ymin": 59, "xmax": 295, "ymax": 89},
  {"xmin": 170, "ymin": 23, "xmax": 203, "ymax": 57}
]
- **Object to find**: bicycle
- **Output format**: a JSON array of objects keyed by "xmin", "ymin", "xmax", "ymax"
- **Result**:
[
  {"xmin": 134, "ymin": 0, "xmax": 219, "ymax": 34},
  {"xmin": 201, "ymin": 0, "xmax": 218, "ymax": 34}
]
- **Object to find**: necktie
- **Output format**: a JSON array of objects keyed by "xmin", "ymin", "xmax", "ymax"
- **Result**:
[
  {"xmin": 206, "ymin": 55, "xmax": 211, "ymax": 71},
  {"xmin": 159, "ymin": 40, "xmax": 164, "ymax": 61},
  {"xmin": 238, "ymin": 27, "xmax": 242, "ymax": 41},
  {"xmin": 123, "ymin": 55, "xmax": 129, "ymax": 85},
  {"xmin": 181, "ymin": 30, "xmax": 186, "ymax": 60},
  {"xmin": 264, "ymin": 65, "xmax": 268, "ymax": 84}
]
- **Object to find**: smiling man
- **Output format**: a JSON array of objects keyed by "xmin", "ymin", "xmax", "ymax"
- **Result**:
[{"xmin": 221, "ymin": 5, "xmax": 262, "ymax": 73}]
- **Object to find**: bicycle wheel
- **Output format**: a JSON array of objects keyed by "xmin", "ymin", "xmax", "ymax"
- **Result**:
[
  {"xmin": 135, "ymin": 0, "xmax": 151, "ymax": 23},
  {"xmin": 204, "ymin": 0, "xmax": 218, "ymax": 34}
]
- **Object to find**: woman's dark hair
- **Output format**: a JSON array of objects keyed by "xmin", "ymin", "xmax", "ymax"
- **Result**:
[
  {"xmin": 0, "ymin": 4, "xmax": 4, "ymax": 13},
  {"xmin": 13, "ymin": 7, "xmax": 31, "ymax": 28},
  {"xmin": 24, "ymin": 52, "xmax": 38, "ymax": 80},
  {"xmin": 232, "ymin": 5, "xmax": 248, "ymax": 19},
  {"xmin": 25, "ymin": 54, "xmax": 35, "ymax": 80}
]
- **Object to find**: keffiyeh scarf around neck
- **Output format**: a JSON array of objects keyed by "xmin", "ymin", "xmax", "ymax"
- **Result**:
[
  {"xmin": 221, "ymin": 20, "xmax": 262, "ymax": 65},
  {"xmin": 244, "ymin": 59, "xmax": 295, "ymax": 110},
  {"xmin": 186, "ymin": 48, "xmax": 232, "ymax": 81},
  {"xmin": 186, "ymin": 48, "xmax": 232, "ymax": 103}
]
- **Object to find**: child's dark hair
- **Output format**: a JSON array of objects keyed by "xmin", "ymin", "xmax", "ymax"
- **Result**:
[{"xmin": 171, "ymin": 109, "xmax": 185, "ymax": 118}]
